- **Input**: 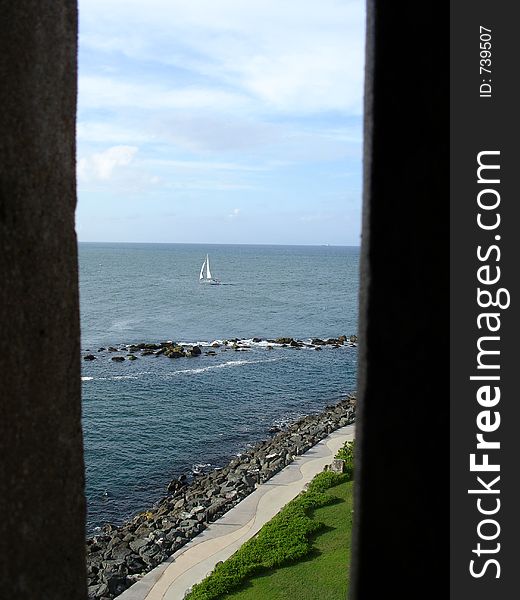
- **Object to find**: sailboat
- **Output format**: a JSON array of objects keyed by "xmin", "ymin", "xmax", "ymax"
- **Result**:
[{"xmin": 199, "ymin": 254, "xmax": 221, "ymax": 285}]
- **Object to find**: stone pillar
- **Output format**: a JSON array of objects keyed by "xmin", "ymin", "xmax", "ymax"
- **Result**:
[
  {"xmin": 0, "ymin": 2, "xmax": 86, "ymax": 599},
  {"xmin": 350, "ymin": 2, "xmax": 448, "ymax": 599}
]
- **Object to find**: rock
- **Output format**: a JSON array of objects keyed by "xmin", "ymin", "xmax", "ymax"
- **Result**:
[
  {"xmin": 315, "ymin": 346, "xmax": 322, "ymax": 351},
  {"xmin": 326, "ymin": 338, "xmax": 339, "ymax": 345},
  {"xmin": 108, "ymin": 346, "xmax": 118, "ymax": 352},
  {"xmin": 167, "ymin": 475, "xmax": 187, "ymax": 494},
  {"xmin": 268, "ymin": 426, "xmax": 281, "ymax": 434},
  {"xmin": 275, "ymin": 337, "xmax": 293, "ymax": 344},
  {"xmin": 164, "ymin": 345, "xmax": 185, "ymax": 358},
  {"xmin": 141, "ymin": 350, "xmax": 154, "ymax": 356},
  {"xmin": 330, "ymin": 458, "xmax": 345, "ymax": 474},
  {"xmin": 110, "ymin": 543, "xmax": 132, "ymax": 562},
  {"xmin": 311, "ymin": 338, "xmax": 326, "ymax": 345},
  {"xmin": 106, "ymin": 574, "xmax": 128, "ymax": 596},
  {"xmin": 211, "ymin": 342, "xmax": 221, "ymax": 348},
  {"xmin": 289, "ymin": 340, "xmax": 303, "ymax": 347},
  {"xmin": 349, "ymin": 335, "xmax": 358, "ymax": 343},
  {"xmin": 85, "ymin": 394, "xmax": 357, "ymax": 593},
  {"xmin": 338, "ymin": 335, "xmax": 347, "ymax": 344},
  {"xmin": 84, "ymin": 354, "xmax": 96, "ymax": 361},
  {"xmin": 252, "ymin": 337, "xmax": 262, "ymax": 343},
  {"xmin": 129, "ymin": 538, "xmax": 149, "ymax": 553},
  {"xmin": 127, "ymin": 354, "xmax": 138, "ymax": 360},
  {"xmin": 97, "ymin": 347, "xmax": 106, "ymax": 352},
  {"xmin": 138, "ymin": 542, "xmax": 161, "ymax": 563},
  {"xmin": 111, "ymin": 356, "xmax": 125, "ymax": 362},
  {"xmin": 88, "ymin": 583, "xmax": 109, "ymax": 599},
  {"xmin": 188, "ymin": 345, "xmax": 202, "ymax": 356}
]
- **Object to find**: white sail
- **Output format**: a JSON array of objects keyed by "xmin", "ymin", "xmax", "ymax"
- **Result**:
[
  {"xmin": 199, "ymin": 258, "xmax": 206, "ymax": 280},
  {"xmin": 206, "ymin": 254, "xmax": 212, "ymax": 279}
]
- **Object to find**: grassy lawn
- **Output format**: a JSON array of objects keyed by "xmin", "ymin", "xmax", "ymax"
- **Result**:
[
  {"xmin": 222, "ymin": 479, "xmax": 354, "ymax": 600},
  {"xmin": 186, "ymin": 441, "xmax": 355, "ymax": 600}
]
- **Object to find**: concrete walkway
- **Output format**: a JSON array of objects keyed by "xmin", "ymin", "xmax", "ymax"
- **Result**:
[{"xmin": 119, "ymin": 424, "xmax": 355, "ymax": 600}]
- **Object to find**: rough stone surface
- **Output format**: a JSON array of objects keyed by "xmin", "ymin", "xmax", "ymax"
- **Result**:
[
  {"xmin": 0, "ymin": 2, "xmax": 86, "ymax": 599},
  {"xmin": 351, "ymin": 3, "xmax": 448, "ymax": 599}
]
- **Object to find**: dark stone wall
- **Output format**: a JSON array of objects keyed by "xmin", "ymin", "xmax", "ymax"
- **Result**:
[
  {"xmin": 351, "ymin": 2, "xmax": 448, "ymax": 599},
  {"xmin": 0, "ymin": 2, "xmax": 86, "ymax": 599}
]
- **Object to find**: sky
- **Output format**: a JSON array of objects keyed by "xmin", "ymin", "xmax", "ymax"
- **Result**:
[{"xmin": 76, "ymin": 0, "xmax": 366, "ymax": 245}]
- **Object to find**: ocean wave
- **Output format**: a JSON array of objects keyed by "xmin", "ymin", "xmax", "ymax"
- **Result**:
[
  {"xmin": 81, "ymin": 358, "xmax": 285, "ymax": 382},
  {"xmin": 166, "ymin": 357, "xmax": 285, "ymax": 376}
]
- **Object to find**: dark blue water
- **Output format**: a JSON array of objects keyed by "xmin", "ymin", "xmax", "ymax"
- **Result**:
[{"xmin": 79, "ymin": 243, "xmax": 359, "ymax": 533}]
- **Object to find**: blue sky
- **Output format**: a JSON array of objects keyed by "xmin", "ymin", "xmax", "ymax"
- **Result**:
[{"xmin": 76, "ymin": 0, "xmax": 366, "ymax": 245}]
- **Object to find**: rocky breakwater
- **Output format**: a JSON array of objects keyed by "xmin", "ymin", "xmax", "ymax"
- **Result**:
[
  {"xmin": 86, "ymin": 395, "xmax": 356, "ymax": 600},
  {"xmin": 82, "ymin": 335, "xmax": 358, "ymax": 362}
]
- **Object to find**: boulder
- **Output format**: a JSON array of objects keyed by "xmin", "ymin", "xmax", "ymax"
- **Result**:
[
  {"xmin": 88, "ymin": 583, "xmax": 108, "ymax": 599},
  {"xmin": 252, "ymin": 337, "xmax": 262, "ymax": 343},
  {"xmin": 127, "ymin": 355, "xmax": 138, "ymax": 361},
  {"xmin": 84, "ymin": 354, "xmax": 96, "ymax": 361},
  {"xmin": 129, "ymin": 538, "xmax": 149, "ymax": 553},
  {"xmin": 110, "ymin": 543, "xmax": 132, "ymax": 562},
  {"xmin": 188, "ymin": 345, "xmax": 202, "ymax": 356},
  {"xmin": 275, "ymin": 337, "xmax": 293, "ymax": 344},
  {"xmin": 311, "ymin": 338, "xmax": 326, "ymax": 345},
  {"xmin": 126, "ymin": 555, "xmax": 145, "ymax": 574},
  {"xmin": 330, "ymin": 458, "xmax": 345, "ymax": 474},
  {"xmin": 106, "ymin": 574, "xmax": 129, "ymax": 596},
  {"xmin": 111, "ymin": 356, "xmax": 125, "ymax": 362},
  {"xmin": 165, "ymin": 345, "xmax": 185, "ymax": 358}
]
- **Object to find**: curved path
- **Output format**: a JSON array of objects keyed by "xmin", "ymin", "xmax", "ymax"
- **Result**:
[{"xmin": 119, "ymin": 424, "xmax": 355, "ymax": 600}]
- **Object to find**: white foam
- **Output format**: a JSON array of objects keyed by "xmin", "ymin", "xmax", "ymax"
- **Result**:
[
  {"xmin": 168, "ymin": 357, "xmax": 284, "ymax": 376},
  {"xmin": 81, "ymin": 359, "xmax": 284, "ymax": 383}
]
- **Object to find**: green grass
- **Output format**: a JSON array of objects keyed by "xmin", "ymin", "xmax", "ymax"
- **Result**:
[
  {"xmin": 186, "ymin": 440, "xmax": 355, "ymax": 600},
  {"xmin": 222, "ymin": 479, "xmax": 353, "ymax": 600}
]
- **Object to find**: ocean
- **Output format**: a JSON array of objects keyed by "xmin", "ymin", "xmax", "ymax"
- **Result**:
[{"xmin": 79, "ymin": 243, "xmax": 359, "ymax": 534}]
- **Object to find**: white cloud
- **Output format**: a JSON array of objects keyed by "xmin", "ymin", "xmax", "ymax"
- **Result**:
[
  {"xmin": 228, "ymin": 208, "xmax": 241, "ymax": 218},
  {"xmin": 145, "ymin": 159, "xmax": 267, "ymax": 172},
  {"xmin": 300, "ymin": 213, "xmax": 333, "ymax": 223},
  {"xmin": 76, "ymin": 122, "xmax": 150, "ymax": 144},
  {"xmin": 79, "ymin": 0, "xmax": 365, "ymax": 116},
  {"xmin": 79, "ymin": 76, "xmax": 248, "ymax": 112},
  {"xmin": 77, "ymin": 145, "xmax": 138, "ymax": 181}
]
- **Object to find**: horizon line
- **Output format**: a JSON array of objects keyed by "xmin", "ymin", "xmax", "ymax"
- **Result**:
[{"xmin": 77, "ymin": 240, "xmax": 361, "ymax": 248}]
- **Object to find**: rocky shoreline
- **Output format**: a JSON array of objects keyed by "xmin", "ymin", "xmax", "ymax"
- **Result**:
[
  {"xmin": 82, "ymin": 335, "xmax": 358, "ymax": 362},
  {"xmin": 86, "ymin": 394, "xmax": 356, "ymax": 600}
]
